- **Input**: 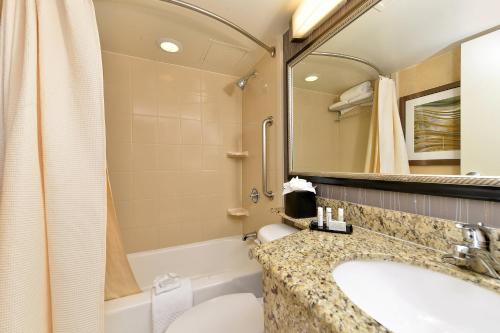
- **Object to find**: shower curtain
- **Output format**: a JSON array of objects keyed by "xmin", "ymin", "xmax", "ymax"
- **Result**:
[
  {"xmin": 0, "ymin": 1, "xmax": 107, "ymax": 332},
  {"xmin": 364, "ymin": 77, "xmax": 410, "ymax": 174}
]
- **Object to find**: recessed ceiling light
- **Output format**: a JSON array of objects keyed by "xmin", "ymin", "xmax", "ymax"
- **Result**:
[
  {"xmin": 158, "ymin": 38, "xmax": 182, "ymax": 53},
  {"xmin": 305, "ymin": 74, "xmax": 319, "ymax": 82}
]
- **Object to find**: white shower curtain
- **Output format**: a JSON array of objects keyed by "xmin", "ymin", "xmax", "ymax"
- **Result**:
[
  {"xmin": 0, "ymin": 1, "xmax": 106, "ymax": 332},
  {"xmin": 365, "ymin": 76, "xmax": 410, "ymax": 174}
]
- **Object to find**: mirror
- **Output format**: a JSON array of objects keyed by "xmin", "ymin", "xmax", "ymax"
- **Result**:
[{"xmin": 288, "ymin": 0, "xmax": 500, "ymax": 178}]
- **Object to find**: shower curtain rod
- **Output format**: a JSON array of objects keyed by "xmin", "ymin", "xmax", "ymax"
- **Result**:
[
  {"xmin": 159, "ymin": 0, "xmax": 276, "ymax": 57},
  {"xmin": 311, "ymin": 51, "xmax": 384, "ymax": 76}
]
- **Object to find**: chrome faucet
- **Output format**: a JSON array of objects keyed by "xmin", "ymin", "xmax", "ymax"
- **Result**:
[{"xmin": 442, "ymin": 222, "xmax": 500, "ymax": 280}]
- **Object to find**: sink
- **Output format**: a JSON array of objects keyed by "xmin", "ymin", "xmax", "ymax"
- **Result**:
[{"xmin": 332, "ymin": 260, "xmax": 500, "ymax": 333}]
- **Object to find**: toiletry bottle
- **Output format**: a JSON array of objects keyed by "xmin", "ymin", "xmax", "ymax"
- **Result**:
[
  {"xmin": 338, "ymin": 208, "xmax": 344, "ymax": 222},
  {"xmin": 317, "ymin": 207, "xmax": 324, "ymax": 228},
  {"xmin": 326, "ymin": 207, "xmax": 332, "ymax": 229},
  {"xmin": 333, "ymin": 208, "xmax": 346, "ymax": 232}
]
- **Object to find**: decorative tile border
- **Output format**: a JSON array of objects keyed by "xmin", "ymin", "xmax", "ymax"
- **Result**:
[{"xmin": 315, "ymin": 184, "xmax": 500, "ymax": 228}]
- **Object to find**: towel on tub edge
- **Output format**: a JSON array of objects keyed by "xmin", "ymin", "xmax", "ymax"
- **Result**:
[{"xmin": 152, "ymin": 276, "xmax": 193, "ymax": 333}]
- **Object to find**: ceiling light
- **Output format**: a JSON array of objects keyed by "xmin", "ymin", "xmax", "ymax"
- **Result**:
[
  {"xmin": 292, "ymin": 0, "xmax": 347, "ymax": 40},
  {"xmin": 158, "ymin": 38, "xmax": 182, "ymax": 53},
  {"xmin": 305, "ymin": 74, "xmax": 319, "ymax": 82}
]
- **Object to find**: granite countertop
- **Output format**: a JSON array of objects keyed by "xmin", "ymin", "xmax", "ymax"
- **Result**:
[{"xmin": 252, "ymin": 215, "xmax": 500, "ymax": 332}]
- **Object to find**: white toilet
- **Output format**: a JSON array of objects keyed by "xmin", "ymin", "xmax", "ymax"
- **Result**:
[{"xmin": 165, "ymin": 224, "xmax": 298, "ymax": 333}]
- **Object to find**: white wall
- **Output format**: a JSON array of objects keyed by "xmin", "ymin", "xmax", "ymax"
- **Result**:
[{"xmin": 461, "ymin": 29, "xmax": 500, "ymax": 176}]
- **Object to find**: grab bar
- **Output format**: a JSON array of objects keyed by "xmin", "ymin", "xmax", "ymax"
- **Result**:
[{"xmin": 262, "ymin": 116, "xmax": 274, "ymax": 199}]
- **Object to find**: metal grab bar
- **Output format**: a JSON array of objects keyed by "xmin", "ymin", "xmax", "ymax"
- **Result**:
[
  {"xmin": 262, "ymin": 116, "xmax": 274, "ymax": 199},
  {"xmin": 159, "ymin": 0, "xmax": 276, "ymax": 57}
]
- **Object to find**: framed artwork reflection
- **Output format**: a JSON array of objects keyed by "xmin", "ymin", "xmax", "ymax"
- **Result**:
[{"xmin": 399, "ymin": 82, "xmax": 461, "ymax": 166}]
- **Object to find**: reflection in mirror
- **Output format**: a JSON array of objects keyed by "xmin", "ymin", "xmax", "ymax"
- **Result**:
[{"xmin": 289, "ymin": 0, "xmax": 500, "ymax": 177}]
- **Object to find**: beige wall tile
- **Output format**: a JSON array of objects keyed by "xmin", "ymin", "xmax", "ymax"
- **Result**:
[
  {"xmin": 201, "ymin": 102, "xmax": 220, "ymax": 123},
  {"xmin": 158, "ymin": 117, "xmax": 181, "ymax": 144},
  {"xmin": 202, "ymin": 146, "xmax": 221, "ymax": 171},
  {"xmin": 181, "ymin": 145, "xmax": 202, "ymax": 171},
  {"xmin": 132, "ymin": 171, "xmax": 158, "ymax": 200},
  {"xmin": 132, "ymin": 115, "xmax": 158, "ymax": 144},
  {"xmin": 133, "ymin": 199, "xmax": 159, "ymax": 227},
  {"xmin": 222, "ymin": 123, "xmax": 242, "ymax": 151},
  {"xmin": 106, "ymin": 111, "xmax": 132, "ymax": 143},
  {"xmin": 132, "ymin": 144, "xmax": 157, "ymax": 171},
  {"xmin": 107, "ymin": 143, "xmax": 132, "ymax": 172},
  {"xmin": 103, "ymin": 52, "xmax": 132, "ymax": 115},
  {"xmin": 104, "ymin": 52, "xmax": 244, "ymax": 252},
  {"xmin": 158, "ymin": 196, "xmax": 181, "ymax": 225},
  {"xmin": 121, "ymin": 226, "xmax": 160, "ymax": 253},
  {"xmin": 109, "ymin": 172, "xmax": 132, "ymax": 202},
  {"xmin": 158, "ymin": 145, "xmax": 181, "ymax": 171},
  {"xmin": 180, "ymin": 171, "xmax": 203, "ymax": 197},
  {"xmin": 181, "ymin": 119, "xmax": 202, "ymax": 144},
  {"xmin": 200, "ymin": 171, "xmax": 223, "ymax": 196},
  {"xmin": 131, "ymin": 58, "xmax": 158, "ymax": 117},
  {"xmin": 115, "ymin": 200, "xmax": 134, "ymax": 228},
  {"xmin": 202, "ymin": 121, "xmax": 222, "ymax": 145},
  {"xmin": 179, "ymin": 221, "xmax": 204, "ymax": 244},
  {"xmin": 179, "ymin": 92, "xmax": 202, "ymax": 120},
  {"xmin": 158, "ymin": 171, "xmax": 182, "ymax": 197},
  {"xmin": 158, "ymin": 224, "xmax": 183, "ymax": 248}
]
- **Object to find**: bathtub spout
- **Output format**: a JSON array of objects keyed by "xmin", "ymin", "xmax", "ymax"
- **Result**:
[{"xmin": 242, "ymin": 232, "xmax": 257, "ymax": 241}]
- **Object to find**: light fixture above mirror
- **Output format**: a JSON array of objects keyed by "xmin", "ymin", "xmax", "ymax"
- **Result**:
[{"xmin": 292, "ymin": 0, "xmax": 347, "ymax": 40}]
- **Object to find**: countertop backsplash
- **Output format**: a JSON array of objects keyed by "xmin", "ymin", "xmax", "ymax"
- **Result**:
[{"xmin": 315, "ymin": 183, "xmax": 500, "ymax": 229}]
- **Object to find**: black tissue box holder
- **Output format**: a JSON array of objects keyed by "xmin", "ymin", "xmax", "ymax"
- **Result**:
[{"xmin": 284, "ymin": 191, "xmax": 317, "ymax": 218}]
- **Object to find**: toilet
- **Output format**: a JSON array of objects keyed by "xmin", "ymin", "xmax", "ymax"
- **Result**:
[{"xmin": 165, "ymin": 224, "xmax": 298, "ymax": 333}]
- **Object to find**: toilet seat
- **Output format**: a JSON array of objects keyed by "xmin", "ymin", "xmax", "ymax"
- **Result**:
[{"xmin": 165, "ymin": 293, "xmax": 263, "ymax": 333}]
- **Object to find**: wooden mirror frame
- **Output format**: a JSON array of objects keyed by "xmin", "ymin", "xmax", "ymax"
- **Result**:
[{"xmin": 283, "ymin": 0, "xmax": 500, "ymax": 201}]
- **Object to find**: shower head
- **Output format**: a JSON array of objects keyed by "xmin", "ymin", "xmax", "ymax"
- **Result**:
[{"xmin": 236, "ymin": 71, "xmax": 257, "ymax": 90}]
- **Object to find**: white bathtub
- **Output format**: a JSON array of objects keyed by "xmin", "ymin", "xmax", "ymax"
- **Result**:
[{"xmin": 105, "ymin": 236, "xmax": 262, "ymax": 333}]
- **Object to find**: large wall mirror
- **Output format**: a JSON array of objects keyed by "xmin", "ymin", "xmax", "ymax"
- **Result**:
[{"xmin": 287, "ymin": 0, "xmax": 500, "ymax": 199}]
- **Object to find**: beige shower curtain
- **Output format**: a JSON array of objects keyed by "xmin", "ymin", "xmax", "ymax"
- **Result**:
[
  {"xmin": 364, "ymin": 77, "xmax": 410, "ymax": 174},
  {"xmin": 105, "ymin": 175, "xmax": 141, "ymax": 300},
  {"xmin": 0, "ymin": 1, "xmax": 107, "ymax": 332}
]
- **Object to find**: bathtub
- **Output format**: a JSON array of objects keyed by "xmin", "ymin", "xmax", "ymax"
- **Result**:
[{"xmin": 104, "ymin": 236, "xmax": 262, "ymax": 333}]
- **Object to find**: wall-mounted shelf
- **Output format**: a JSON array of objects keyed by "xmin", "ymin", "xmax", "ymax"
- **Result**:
[
  {"xmin": 227, "ymin": 208, "xmax": 249, "ymax": 217},
  {"xmin": 328, "ymin": 96, "xmax": 373, "ymax": 113},
  {"xmin": 226, "ymin": 151, "xmax": 249, "ymax": 158}
]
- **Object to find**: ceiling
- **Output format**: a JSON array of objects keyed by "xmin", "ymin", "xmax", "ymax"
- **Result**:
[
  {"xmin": 93, "ymin": 0, "xmax": 300, "ymax": 76},
  {"xmin": 294, "ymin": 0, "xmax": 500, "ymax": 94},
  {"xmin": 293, "ymin": 55, "xmax": 378, "ymax": 95}
]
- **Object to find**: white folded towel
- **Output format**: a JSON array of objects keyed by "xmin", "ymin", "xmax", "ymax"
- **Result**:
[
  {"xmin": 329, "ymin": 91, "xmax": 373, "ymax": 112},
  {"xmin": 348, "ymin": 90, "xmax": 373, "ymax": 104},
  {"xmin": 152, "ymin": 276, "xmax": 193, "ymax": 333},
  {"xmin": 328, "ymin": 100, "xmax": 348, "ymax": 111},
  {"xmin": 340, "ymin": 81, "xmax": 372, "ymax": 102}
]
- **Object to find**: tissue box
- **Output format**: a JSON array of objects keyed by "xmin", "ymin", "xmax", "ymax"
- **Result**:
[{"xmin": 284, "ymin": 191, "xmax": 317, "ymax": 218}]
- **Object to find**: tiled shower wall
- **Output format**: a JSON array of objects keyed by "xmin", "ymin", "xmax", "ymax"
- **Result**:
[
  {"xmin": 315, "ymin": 184, "xmax": 500, "ymax": 228},
  {"xmin": 103, "ymin": 51, "xmax": 243, "ymax": 252},
  {"xmin": 242, "ymin": 38, "xmax": 284, "ymax": 234}
]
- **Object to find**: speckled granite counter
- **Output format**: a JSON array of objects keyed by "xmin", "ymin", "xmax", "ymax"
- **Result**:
[{"xmin": 253, "ymin": 215, "xmax": 500, "ymax": 332}]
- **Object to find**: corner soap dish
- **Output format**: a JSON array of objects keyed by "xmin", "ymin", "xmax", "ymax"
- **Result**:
[
  {"xmin": 227, "ymin": 208, "xmax": 249, "ymax": 217},
  {"xmin": 226, "ymin": 151, "xmax": 249, "ymax": 158}
]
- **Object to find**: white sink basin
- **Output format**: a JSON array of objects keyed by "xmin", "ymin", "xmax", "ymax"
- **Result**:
[{"xmin": 332, "ymin": 260, "xmax": 500, "ymax": 333}]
